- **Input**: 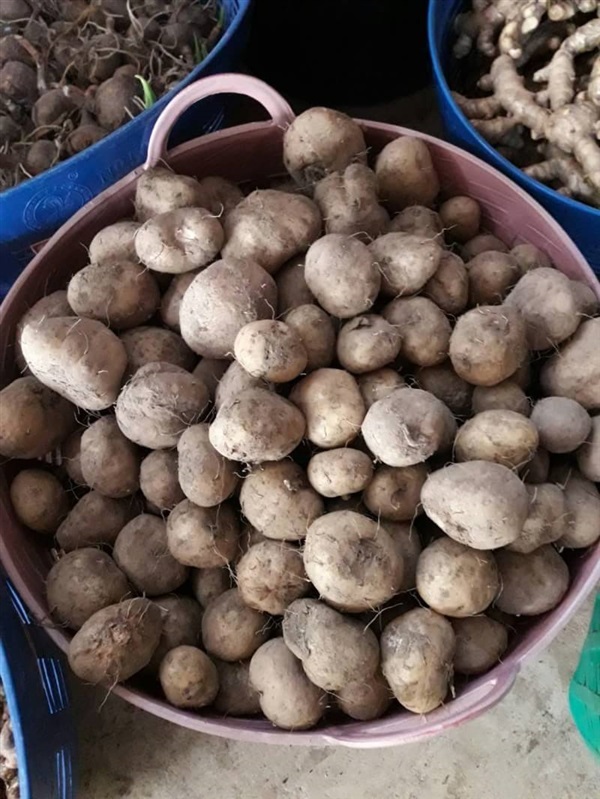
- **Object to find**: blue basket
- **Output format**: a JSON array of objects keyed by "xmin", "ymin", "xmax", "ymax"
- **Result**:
[
  {"xmin": 0, "ymin": 0, "xmax": 252, "ymax": 299},
  {"xmin": 428, "ymin": 0, "xmax": 600, "ymax": 275},
  {"xmin": 0, "ymin": 577, "xmax": 76, "ymax": 799}
]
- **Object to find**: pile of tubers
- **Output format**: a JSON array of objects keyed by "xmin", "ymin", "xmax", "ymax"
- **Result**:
[
  {"xmin": 1, "ymin": 105, "xmax": 599, "ymax": 731},
  {"xmin": 451, "ymin": 0, "xmax": 600, "ymax": 207},
  {"xmin": 0, "ymin": 0, "xmax": 222, "ymax": 188}
]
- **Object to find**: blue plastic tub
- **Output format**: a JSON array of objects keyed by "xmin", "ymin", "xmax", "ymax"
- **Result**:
[
  {"xmin": 0, "ymin": 576, "xmax": 77, "ymax": 799},
  {"xmin": 0, "ymin": 0, "xmax": 252, "ymax": 298},
  {"xmin": 428, "ymin": 0, "xmax": 600, "ymax": 275}
]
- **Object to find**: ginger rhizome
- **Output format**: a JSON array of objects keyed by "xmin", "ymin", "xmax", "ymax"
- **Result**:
[{"xmin": 453, "ymin": 1, "xmax": 600, "ymax": 206}]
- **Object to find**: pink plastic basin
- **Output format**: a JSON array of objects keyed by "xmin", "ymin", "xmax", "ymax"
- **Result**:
[{"xmin": 1, "ymin": 74, "xmax": 599, "ymax": 748}]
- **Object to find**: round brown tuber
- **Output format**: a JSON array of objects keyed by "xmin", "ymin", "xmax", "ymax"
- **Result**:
[
  {"xmin": 10, "ymin": 468, "xmax": 69, "ymax": 534},
  {"xmin": 67, "ymin": 124, "xmax": 107, "ymax": 155},
  {"xmin": 283, "ymin": 304, "xmax": 336, "ymax": 372},
  {"xmin": 88, "ymin": 220, "xmax": 140, "ymax": 265},
  {"xmin": 416, "ymin": 537, "xmax": 499, "ymax": 617},
  {"xmin": 304, "ymin": 234, "xmax": 380, "ymax": 318},
  {"xmin": 361, "ymin": 387, "xmax": 450, "ymax": 467},
  {"xmin": 336, "ymin": 314, "xmax": 401, "ymax": 375},
  {"xmin": 495, "ymin": 547, "xmax": 569, "ymax": 616},
  {"xmin": 0, "ymin": 60, "xmax": 37, "ymax": 103},
  {"xmin": 424, "ymin": 251, "xmax": 469, "ymax": 316},
  {"xmin": 46, "ymin": 548, "xmax": 130, "ymax": 630},
  {"xmin": 462, "ymin": 233, "xmax": 508, "ymax": 260},
  {"xmin": 213, "ymin": 360, "xmax": 272, "ymax": 411},
  {"xmin": 209, "ymin": 387, "xmax": 305, "ymax": 462},
  {"xmin": 531, "ymin": 397, "xmax": 592, "ymax": 454},
  {"xmin": 180, "ymin": 258, "xmax": 277, "ymax": 358},
  {"xmin": 0, "ymin": 377, "xmax": 77, "ymax": 460},
  {"xmin": 307, "ymin": 448, "xmax": 374, "ymax": 499},
  {"xmin": 24, "ymin": 140, "xmax": 58, "ymax": 176},
  {"xmin": 371, "ymin": 232, "xmax": 443, "ymax": 297},
  {"xmin": 290, "ymin": 368, "xmax": 365, "ymax": 449},
  {"xmin": 159, "ymin": 646, "xmax": 219, "ymax": 709},
  {"xmin": 540, "ymin": 318, "xmax": 600, "ymax": 410},
  {"xmin": 303, "ymin": 511, "xmax": 402, "ymax": 612},
  {"xmin": 282, "ymin": 598, "xmax": 380, "ymax": 691},
  {"xmin": 115, "ymin": 362, "xmax": 209, "ymax": 449},
  {"xmin": 363, "ymin": 464, "xmax": 427, "ymax": 522},
  {"xmin": 416, "ymin": 362, "xmax": 473, "ymax": 417},
  {"xmin": 421, "ymin": 461, "xmax": 529, "ymax": 550},
  {"xmin": 382, "ymin": 297, "xmax": 451, "ymax": 368},
  {"xmin": 439, "ymin": 196, "xmax": 481, "ymax": 243},
  {"xmin": 237, "ymin": 540, "xmax": 309, "ymax": 615},
  {"xmin": 160, "ymin": 271, "xmax": 199, "ymax": 332},
  {"xmin": 233, "ymin": 320, "xmax": 307, "ymax": 382},
  {"xmin": 240, "ymin": 460, "xmax": 324, "ymax": 541},
  {"xmin": 213, "ymin": 660, "xmax": 261, "ymax": 716},
  {"xmin": 113, "ymin": 514, "xmax": 189, "ymax": 596},
  {"xmin": 62, "ymin": 429, "xmax": 85, "ymax": 485},
  {"xmin": 120, "ymin": 326, "xmax": 195, "ymax": 377},
  {"xmin": 388, "ymin": 205, "xmax": 442, "ymax": 238},
  {"xmin": 80, "ymin": 415, "xmax": 140, "ymax": 498},
  {"xmin": 68, "ymin": 598, "xmax": 162, "ymax": 685},
  {"xmin": 249, "ymin": 638, "xmax": 326, "ymax": 730},
  {"xmin": 576, "ymin": 415, "xmax": 600, "ymax": 483},
  {"xmin": 283, "ymin": 107, "xmax": 367, "ymax": 186},
  {"xmin": 276, "ymin": 256, "xmax": 314, "ymax": 313},
  {"xmin": 507, "ymin": 483, "xmax": 567, "ymax": 554},
  {"xmin": 449, "ymin": 305, "xmax": 528, "ymax": 387},
  {"xmin": 177, "ymin": 423, "xmax": 239, "ymax": 508},
  {"xmin": 510, "ymin": 243, "xmax": 552, "ymax": 274},
  {"xmin": 472, "ymin": 381, "xmax": 531, "ymax": 416},
  {"xmin": 452, "ymin": 616, "xmax": 508, "ymax": 676},
  {"xmin": 32, "ymin": 89, "xmax": 77, "ymax": 128},
  {"xmin": 167, "ymin": 499, "xmax": 239, "ymax": 568},
  {"xmin": 383, "ymin": 521, "xmax": 422, "ymax": 592},
  {"xmin": 192, "ymin": 358, "xmax": 229, "ymax": 403},
  {"xmin": 467, "ymin": 251, "xmax": 520, "ymax": 305},
  {"xmin": 202, "ymin": 589, "xmax": 269, "ymax": 662},
  {"xmin": 560, "ymin": 472, "xmax": 600, "ymax": 549},
  {"xmin": 191, "ymin": 568, "xmax": 231, "ymax": 609},
  {"xmin": 67, "ymin": 261, "xmax": 160, "ymax": 330},
  {"xmin": 375, "ymin": 136, "xmax": 440, "ymax": 210},
  {"xmin": 381, "ymin": 608, "xmax": 455, "ymax": 714},
  {"xmin": 56, "ymin": 491, "xmax": 136, "ymax": 551},
  {"xmin": 95, "ymin": 72, "xmax": 142, "ymax": 131},
  {"xmin": 135, "ymin": 167, "xmax": 205, "ymax": 222},
  {"xmin": 139, "ymin": 450, "xmax": 185, "ymax": 512},
  {"xmin": 357, "ymin": 368, "xmax": 406, "ymax": 409},
  {"xmin": 505, "ymin": 268, "xmax": 580, "ymax": 351},
  {"xmin": 454, "ymin": 409, "xmax": 539, "ymax": 470}
]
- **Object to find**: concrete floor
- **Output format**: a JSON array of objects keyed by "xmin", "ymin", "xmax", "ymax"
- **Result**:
[{"xmin": 74, "ymin": 596, "xmax": 597, "ymax": 799}]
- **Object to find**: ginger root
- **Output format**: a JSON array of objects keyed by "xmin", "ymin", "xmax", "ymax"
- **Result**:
[
  {"xmin": 453, "ymin": 2, "xmax": 600, "ymax": 206},
  {"xmin": 534, "ymin": 19, "xmax": 600, "ymax": 109},
  {"xmin": 589, "ymin": 56, "xmax": 600, "ymax": 106},
  {"xmin": 524, "ymin": 150, "xmax": 600, "ymax": 202}
]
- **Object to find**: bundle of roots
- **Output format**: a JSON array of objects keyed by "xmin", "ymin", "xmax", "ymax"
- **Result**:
[
  {"xmin": 452, "ymin": 0, "xmax": 600, "ymax": 207},
  {"xmin": 0, "ymin": 0, "xmax": 222, "ymax": 190}
]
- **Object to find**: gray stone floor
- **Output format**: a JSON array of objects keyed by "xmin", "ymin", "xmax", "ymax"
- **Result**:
[{"xmin": 75, "ymin": 595, "xmax": 597, "ymax": 799}]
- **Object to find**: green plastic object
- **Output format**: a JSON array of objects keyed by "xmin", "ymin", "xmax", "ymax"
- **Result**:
[{"xmin": 569, "ymin": 593, "xmax": 600, "ymax": 758}]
